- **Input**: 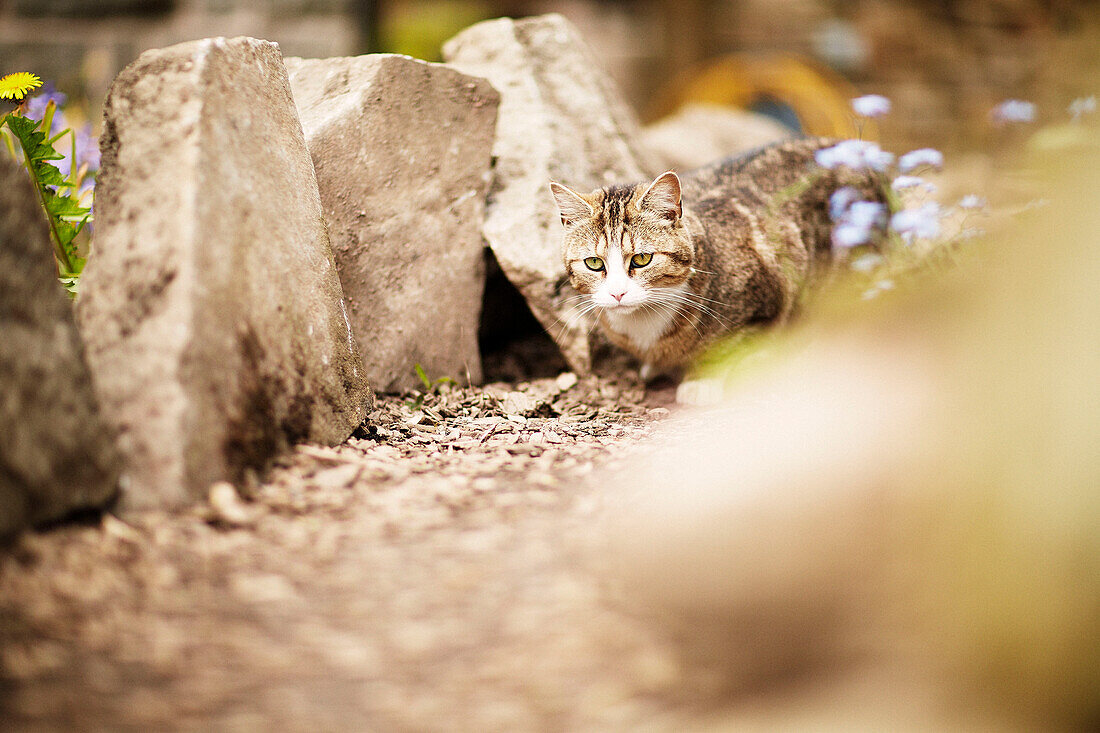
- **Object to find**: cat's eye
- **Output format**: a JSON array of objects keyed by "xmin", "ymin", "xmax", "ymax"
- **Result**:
[
  {"xmin": 583, "ymin": 256, "xmax": 605, "ymax": 271},
  {"xmin": 630, "ymin": 252, "xmax": 653, "ymax": 268}
]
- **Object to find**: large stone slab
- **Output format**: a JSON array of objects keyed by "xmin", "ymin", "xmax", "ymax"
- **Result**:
[
  {"xmin": 641, "ymin": 103, "xmax": 795, "ymax": 172},
  {"xmin": 0, "ymin": 155, "xmax": 119, "ymax": 538},
  {"xmin": 443, "ymin": 14, "xmax": 657, "ymax": 373},
  {"xmin": 285, "ymin": 54, "xmax": 499, "ymax": 392},
  {"xmin": 77, "ymin": 36, "xmax": 373, "ymax": 510}
]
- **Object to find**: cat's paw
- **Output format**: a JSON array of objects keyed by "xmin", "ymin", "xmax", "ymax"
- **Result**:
[{"xmin": 675, "ymin": 377, "xmax": 725, "ymax": 406}]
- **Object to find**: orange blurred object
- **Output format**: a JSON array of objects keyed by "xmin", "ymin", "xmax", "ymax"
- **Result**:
[{"xmin": 647, "ymin": 53, "xmax": 874, "ymax": 140}]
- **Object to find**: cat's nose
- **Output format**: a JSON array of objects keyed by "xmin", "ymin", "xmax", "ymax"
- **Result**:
[{"xmin": 611, "ymin": 291, "xmax": 625, "ymax": 302}]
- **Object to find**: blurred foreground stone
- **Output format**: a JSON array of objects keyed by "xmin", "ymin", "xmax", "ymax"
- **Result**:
[
  {"xmin": 640, "ymin": 103, "xmax": 795, "ymax": 172},
  {"xmin": 598, "ymin": 151, "xmax": 1100, "ymax": 728},
  {"xmin": 443, "ymin": 13, "xmax": 656, "ymax": 373},
  {"xmin": 78, "ymin": 36, "xmax": 372, "ymax": 511},
  {"xmin": 286, "ymin": 54, "xmax": 498, "ymax": 392},
  {"xmin": 0, "ymin": 156, "xmax": 119, "ymax": 538}
]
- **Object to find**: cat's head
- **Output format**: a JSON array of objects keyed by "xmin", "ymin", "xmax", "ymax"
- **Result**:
[{"xmin": 550, "ymin": 172, "xmax": 694, "ymax": 312}]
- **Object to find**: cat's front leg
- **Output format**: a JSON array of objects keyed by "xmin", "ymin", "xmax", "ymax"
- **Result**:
[
  {"xmin": 639, "ymin": 362, "xmax": 684, "ymax": 383},
  {"xmin": 675, "ymin": 377, "xmax": 726, "ymax": 406},
  {"xmin": 641, "ymin": 361, "xmax": 690, "ymax": 388}
]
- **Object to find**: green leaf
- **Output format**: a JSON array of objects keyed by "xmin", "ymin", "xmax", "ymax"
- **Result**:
[
  {"xmin": 31, "ymin": 160, "xmax": 66, "ymax": 187},
  {"xmin": 4, "ymin": 108, "xmax": 89, "ymax": 291},
  {"xmin": 71, "ymin": 214, "xmax": 92, "ymax": 239},
  {"xmin": 0, "ymin": 126, "xmax": 17, "ymax": 160},
  {"xmin": 44, "ymin": 192, "xmax": 88, "ymax": 219},
  {"xmin": 58, "ymin": 254, "xmax": 85, "ymax": 280},
  {"xmin": 53, "ymin": 219, "xmax": 78, "ymax": 248},
  {"xmin": 40, "ymin": 100, "xmax": 57, "ymax": 143},
  {"xmin": 7, "ymin": 128, "xmax": 63, "ymax": 167},
  {"xmin": 58, "ymin": 275, "xmax": 80, "ymax": 298},
  {"xmin": 4, "ymin": 112, "xmax": 37, "ymax": 138},
  {"xmin": 414, "ymin": 363, "xmax": 432, "ymax": 391}
]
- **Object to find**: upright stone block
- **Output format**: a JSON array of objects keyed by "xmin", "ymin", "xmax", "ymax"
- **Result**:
[
  {"xmin": 0, "ymin": 156, "xmax": 119, "ymax": 537},
  {"xmin": 641, "ymin": 104, "xmax": 795, "ymax": 172},
  {"xmin": 443, "ymin": 14, "xmax": 657, "ymax": 373},
  {"xmin": 285, "ymin": 54, "xmax": 499, "ymax": 392},
  {"xmin": 77, "ymin": 36, "xmax": 373, "ymax": 510}
]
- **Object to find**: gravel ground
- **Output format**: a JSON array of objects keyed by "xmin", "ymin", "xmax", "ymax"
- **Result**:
[{"xmin": 0, "ymin": 369, "xmax": 719, "ymax": 732}]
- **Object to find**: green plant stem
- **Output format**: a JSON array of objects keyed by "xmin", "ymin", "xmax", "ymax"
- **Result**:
[
  {"xmin": 0, "ymin": 127, "xmax": 16, "ymax": 159},
  {"xmin": 7, "ymin": 115, "xmax": 77, "ymax": 274}
]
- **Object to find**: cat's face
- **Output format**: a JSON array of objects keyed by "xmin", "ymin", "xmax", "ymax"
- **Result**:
[{"xmin": 550, "ymin": 172, "xmax": 694, "ymax": 313}]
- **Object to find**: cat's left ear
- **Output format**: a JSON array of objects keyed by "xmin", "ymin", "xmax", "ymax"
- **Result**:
[{"xmin": 640, "ymin": 171, "xmax": 682, "ymax": 222}]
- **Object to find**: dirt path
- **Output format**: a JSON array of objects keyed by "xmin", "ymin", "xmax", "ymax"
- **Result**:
[{"xmin": 1, "ymin": 373, "xmax": 716, "ymax": 731}]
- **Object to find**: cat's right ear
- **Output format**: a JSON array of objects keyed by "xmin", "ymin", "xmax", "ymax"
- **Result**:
[{"xmin": 549, "ymin": 182, "xmax": 594, "ymax": 227}]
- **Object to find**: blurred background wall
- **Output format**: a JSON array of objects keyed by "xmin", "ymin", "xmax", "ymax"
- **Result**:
[{"xmin": 2, "ymin": 0, "xmax": 1098, "ymax": 150}]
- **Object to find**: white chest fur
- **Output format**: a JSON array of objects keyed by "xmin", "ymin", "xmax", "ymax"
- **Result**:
[{"xmin": 601, "ymin": 284, "xmax": 689, "ymax": 353}]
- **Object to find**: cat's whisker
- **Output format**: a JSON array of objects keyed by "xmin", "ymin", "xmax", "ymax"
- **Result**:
[
  {"xmin": 562, "ymin": 305, "xmax": 601, "ymax": 335},
  {"xmin": 676, "ymin": 305, "xmax": 731, "ymax": 330},
  {"xmin": 552, "ymin": 298, "xmax": 601, "ymax": 338},
  {"xmin": 583, "ymin": 310, "xmax": 605, "ymax": 338},
  {"xmin": 642, "ymin": 297, "xmax": 707, "ymax": 341},
  {"xmin": 656, "ymin": 288, "xmax": 728, "ymax": 313},
  {"xmin": 561, "ymin": 300, "xmax": 598, "ymax": 321},
  {"xmin": 558, "ymin": 300, "xmax": 606, "ymax": 340},
  {"xmin": 639, "ymin": 301, "xmax": 670, "ymax": 324},
  {"xmin": 656, "ymin": 295, "xmax": 724, "ymax": 320},
  {"xmin": 652, "ymin": 286, "xmax": 731, "ymax": 309},
  {"xmin": 557, "ymin": 293, "xmax": 592, "ymax": 306},
  {"xmin": 650, "ymin": 291, "xmax": 732, "ymax": 329},
  {"xmin": 668, "ymin": 305, "xmax": 707, "ymax": 342},
  {"xmin": 659, "ymin": 303, "xmax": 729, "ymax": 334},
  {"xmin": 664, "ymin": 300, "xmax": 709, "ymax": 340},
  {"xmin": 666, "ymin": 290, "xmax": 731, "ymax": 307}
]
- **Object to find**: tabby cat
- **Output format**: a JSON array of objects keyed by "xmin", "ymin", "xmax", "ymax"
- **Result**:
[{"xmin": 550, "ymin": 138, "xmax": 885, "ymax": 380}]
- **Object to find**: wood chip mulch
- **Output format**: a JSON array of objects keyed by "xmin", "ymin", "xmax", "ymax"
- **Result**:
[{"xmin": 1, "ymin": 370, "xmax": 703, "ymax": 732}]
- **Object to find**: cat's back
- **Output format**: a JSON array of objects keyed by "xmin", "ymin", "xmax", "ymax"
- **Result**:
[
  {"xmin": 679, "ymin": 136, "xmax": 837, "ymax": 207},
  {"xmin": 680, "ymin": 136, "xmax": 885, "ymax": 264},
  {"xmin": 675, "ymin": 137, "xmax": 885, "ymax": 324}
]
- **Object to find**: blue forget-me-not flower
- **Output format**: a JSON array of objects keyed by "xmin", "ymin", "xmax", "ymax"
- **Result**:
[
  {"xmin": 815, "ymin": 139, "xmax": 894, "ymax": 172},
  {"xmin": 898, "ymin": 148, "xmax": 944, "ymax": 173},
  {"xmin": 851, "ymin": 94, "xmax": 891, "ymax": 118},
  {"xmin": 958, "ymin": 195, "xmax": 986, "ymax": 211},
  {"xmin": 830, "ymin": 191, "xmax": 886, "ymax": 249},
  {"xmin": 891, "ymin": 202, "xmax": 942, "ymax": 243},
  {"xmin": 1068, "ymin": 96, "xmax": 1096, "ymax": 121},
  {"xmin": 891, "ymin": 175, "xmax": 937, "ymax": 193},
  {"xmin": 991, "ymin": 99, "xmax": 1036, "ymax": 124}
]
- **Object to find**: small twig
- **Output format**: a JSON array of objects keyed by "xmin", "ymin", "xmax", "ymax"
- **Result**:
[{"xmin": 296, "ymin": 444, "xmax": 364, "ymax": 464}]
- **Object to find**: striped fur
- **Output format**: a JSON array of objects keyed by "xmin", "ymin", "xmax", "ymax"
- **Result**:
[{"xmin": 551, "ymin": 138, "xmax": 887, "ymax": 378}]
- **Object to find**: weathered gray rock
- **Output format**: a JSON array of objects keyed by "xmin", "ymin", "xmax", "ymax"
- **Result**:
[
  {"xmin": 285, "ymin": 54, "xmax": 498, "ymax": 392},
  {"xmin": 641, "ymin": 103, "xmax": 795, "ymax": 172},
  {"xmin": 443, "ymin": 14, "xmax": 657, "ymax": 373},
  {"xmin": 0, "ymin": 155, "xmax": 119, "ymax": 538},
  {"xmin": 77, "ymin": 36, "xmax": 373, "ymax": 511}
]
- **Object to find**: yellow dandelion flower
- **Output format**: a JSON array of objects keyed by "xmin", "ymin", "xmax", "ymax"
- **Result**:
[{"xmin": 0, "ymin": 72, "xmax": 43, "ymax": 101}]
